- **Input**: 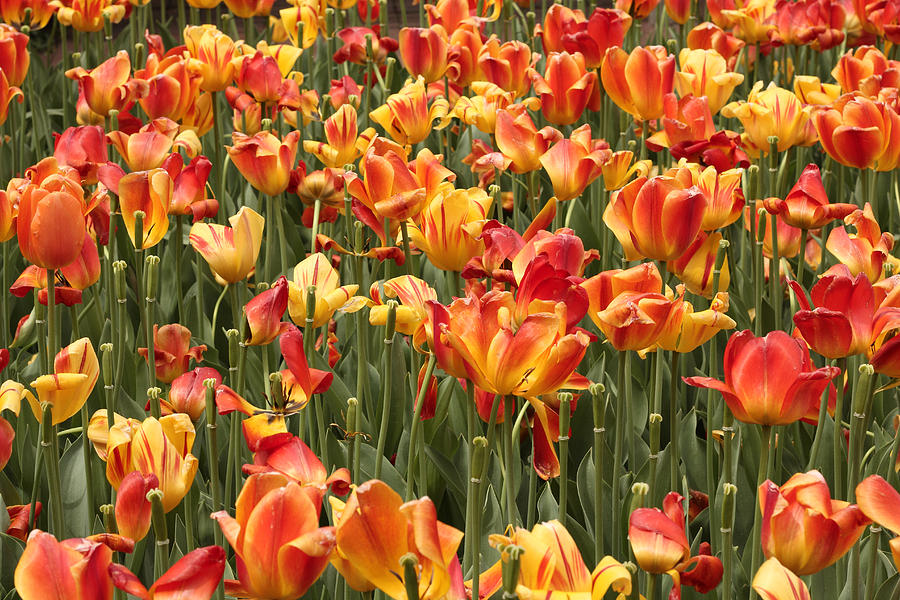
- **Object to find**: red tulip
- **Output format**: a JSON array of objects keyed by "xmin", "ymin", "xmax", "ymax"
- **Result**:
[
  {"xmin": 115, "ymin": 472, "xmax": 159, "ymax": 543},
  {"xmin": 110, "ymin": 545, "xmax": 226, "ymax": 600}
]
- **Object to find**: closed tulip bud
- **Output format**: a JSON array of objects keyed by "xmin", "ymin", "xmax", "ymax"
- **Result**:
[
  {"xmin": 399, "ymin": 25, "xmax": 450, "ymax": 83},
  {"xmin": 190, "ymin": 206, "xmax": 265, "ymax": 284},
  {"xmin": 532, "ymin": 51, "xmax": 601, "ymax": 126},
  {"xmin": 227, "ymin": 130, "xmax": 300, "ymax": 197},
  {"xmin": 685, "ymin": 330, "xmax": 841, "ymax": 426},
  {"xmin": 224, "ymin": 0, "xmax": 274, "ymax": 17},
  {"xmin": 759, "ymin": 471, "xmax": 869, "ymax": 574},
  {"xmin": 137, "ymin": 324, "xmax": 206, "ymax": 384},
  {"xmin": 232, "ymin": 50, "xmax": 285, "ymax": 105},
  {"xmin": 539, "ymin": 123, "xmax": 611, "ymax": 202},
  {"xmin": 165, "ymin": 367, "xmax": 222, "ymax": 421},
  {"xmin": 16, "ymin": 186, "xmax": 86, "ymax": 269},
  {"xmin": 244, "ymin": 275, "xmax": 292, "ymax": 345},
  {"xmin": 601, "ymin": 45, "xmax": 675, "ymax": 121},
  {"xmin": 764, "ymin": 164, "xmax": 855, "ymax": 230},
  {"xmin": 117, "ymin": 169, "xmax": 172, "ymax": 250},
  {"xmin": 0, "ymin": 24, "xmax": 29, "ymax": 86},
  {"xmin": 115, "ymin": 471, "xmax": 159, "ymax": 542}
]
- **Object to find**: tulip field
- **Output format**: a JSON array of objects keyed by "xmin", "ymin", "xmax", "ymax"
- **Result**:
[{"xmin": 6, "ymin": 0, "xmax": 900, "ymax": 598}]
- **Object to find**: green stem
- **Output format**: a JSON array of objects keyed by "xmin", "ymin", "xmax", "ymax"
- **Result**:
[
  {"xmin": 834, "ymin": 357, "xmax": 848, "ymax": 497},
  {"xmin": 469, "ymin": 437, "xmax": 489, "ymax": 600},
  {"xmin": 796, "ymin": 229, "xmax": 808, "ymax": 289},
  {"xmin": 374, "ymin": 302, "xmax": 397, "ymax": 479},
  {"xmin": 211, "ymin": 91, "xmax": 226, "ymax": 219},
  {"xmin": 174, "ymin": 215, "xmax": 185, "ymax": 322},
  {"xmin": 406, "ymin": 353, "xmax": 436, "ymax": 500},
  {"xmin": 42, "ymin": 404, "xmax": 64, "ymax": 536},
  {"xmin": 612, "ymin": 350, "xmax": 628, "ymax": 557},
  {"xmin": 848, "ymin": 365, "xmax": 876, "ymax": 600},
  {"xmin": 669, "ymin": 351, "xmax": 681, "ymax": 496},
  {"xmin": 721, "ymin": 483, "xmax": 737, "ymax": 600},
  {"xmin": 148, "ymin": 489, "xmax": 169, "ymax": 580},
  {"xmin": 750, "ymin": 425, "xmax": 775, "ymax": 599},
  {"xmin": 503, "ymin": 395, "xmax": 517, "ymax": 526},
  {"xmin": 400, "ymin": 220, "xmax": 413, "ymax": 277},
  {"xmin": 865, "ymin": 526, "xmax": 881, "ymax": 598},
  {"xmin": 81, "ymin": 403, "xmax": 95, "ymax": 532},
  {"xmin": 592, "ymin": 384, "xmax": 606, "ymax": 562},
  {"xmin": 807, "ymin": 358, "xmax": 843, "ymax": 471},
  {"xmin": 557, "ymin": 394, "xmax": 571, "ymax": 528}
]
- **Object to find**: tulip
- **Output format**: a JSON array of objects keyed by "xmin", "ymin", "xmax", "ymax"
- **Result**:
[
  {"xmin": 826, "ymin": 203, "xmax": 896, "ymax": 282},
  {"xmin": 670, "ymin": 161, "xmax": 745, "ymax": 231},
  {"xmin": 832, "ymin": 45, "xmax": 897, "ymax": 94},
  {"xmin": 109, "ymin": 546, "xmax": 226, "ymax": 600},
  {"xmin": 370, "ymin": 77, "xmax": 450, "ymax": 146},
  {"xmin": 16, "ymin": 181, "xmax": 86, "ymax": 270},
  {"xmin": 0, "ymin": 186, "xmax": 14, "ymax": 242},
  {"xmin": 684, "ymin": 330, "xmax": 840, "ymax": 426},
  {"xmin": 183, "ymin": 25, "xmax": 237, "ymax": 92},
  {"xmin": 560, "ymin": 7, "xmax": 632, "ymax": 69},
  {"xmin": 333, "ymin": 26, "xmax": 398, "ymax": 66},
  {"xmin": 0, "ymin": 24, "xmax": 29, "ymax": 86},
  {"xmin": 616, "ymin": 0, "xmax": 661, "ymax": 18},
  {"xmin": 303, "ymin": 104, "xmax": 373, "ymax": 168},
  {"xmin": 287, "ymin": 253, "xmax": 365, "ymax": 329},
  {"xmin": 227, "ymin": 130, "xmax": 299, "ymax": 197},
  {"xmin": 279, "ymin": 2, "xmax": 323, "ymax": 49},
  {"xmin": 14, "ymin": 531, "xmax": 117, "ymax": 600},
  {"xmin": 532, "ymin": 51, "xmax": 601, "ymax": 126},
  {"xmin": 539, "ymin": 124, "xmax": 611, "ymax": 202},
  {"xmin": 764, "ymin": 163, "xmax": 856, "ymax": 230},
  {"xmin": 719, "ymin": 0, "xmax": 778, "ymax": 43},
  {"xmin": 108, "ymin": 118, "xmax": 201, "ymax": 172},
  {"xmin": 137, "ymin": 324, "xmax": 206, "ymax": 384},
  {"xmin": 435, "ymin": 291, "xmax": 589, "ymax": 397},
  {"xmin": 0, "ymin": 0, "xmax": 55, "ymax": 29},
  {"xmin": 657, "ymin": 291, "xmax": 736, "ymax": 352},
  {"xmin": 65, "ymin": 51, "xmax": 146, "ymax": 117},
  {"xmin": 328, "ymin": 75, "xmax": 362, "ymax": 109},
  {"xmin": 114, "ymin": 471, "xmax": 158, "ymax": 543},
  {"xmin": 793, "ymin": 75, "xmax": 841, "ymax": 106},
  {"xmin": 330, "ymin": 479, "xmax": 462, "ymax": 600},
  {"xmin": 27, "ymin": 337, "xmax": 99, "ymax": 425},
  {"xmin": 213, "ymin": 473, "xmax": 335, "ymax": 600},
  {"xmin": 666, "ymin": 0, "xmax": 691, "ymax": 22},
  {"xmin": 687, "ymin": 22, "xmax": 745, "ymax": 70},
  {"xmin": 224, "ymin": 0, "xmax": 274, "ymax": 17},
  {"xmin": 115, "ymin": 169, "xmax": 172, "ymax": 250},
  {"xmin": 813, "ymin": 94, "xmax": 900, "ymax": 170},
  {"xmin": 752, "ymin": 558, "xmax": 811, "ymax": 600},
  {"xmin": 165, "ymin": 155, "xmax": 217, "ymax": 221},
  {"xmin": 534, "ymin": 3, "xmax": 585, "ymax": 54},
  {"xmin": 243, "ymin": 276, "xmax": 292, "ymax": 345},
  {"xmin": 759, "ymin": 471, "xmax": 869, "ymax": 574},
  {"xmin": 605, "ymin": 175, "xmax": 707, "ymax": 262},
  {"xmin": 369, "ymin": 276, "xmax": 439, "ymax": 350},
  {"xmin": 744, "ymin": 199, "xmax": 804, "ymax": 260},
  {"xmin": 189, "ymin": 206, "xmax": 265, "ymax": 284},
  {"xmin": 600, "ymin": 150, "xmax": 652, "ymax": 191},
  {"xmin": 475, "ymin": 521, "xmax": 632, "ymax": 599},
  {"xmin": 182, "ymin": 91, "xmax": 215, "ymax": 137},
  {"xmin": 398, "ymin": 26, "xmax": 450, "ymax": 83},
  {"xmin": 135, "ymin": 51, "xmax": 202, "ymax": 122},
  {"xmin": 855, "ymin": 475, "xmax": 900, "ymax": 570},
  {"xmin": 591, "ymin": 290, "xmax": 681, "ymax": 352},
  {"xmin": 675, "ymin": 48, "xmax": 744, "ymax": 114},
  {"xmin": 231, "ymin": 50, "xmax": 297, "ymax": 106},
  {"xmin": 494, "ymin": 105, "xmax": 563, "ymax": 173},
  {"xmin": 477, "ymin": 38, "xmax": 539, "ymax": 97},
  {"xmin": 668, "ymin": 231, "xmax": 732, "ymax": 297},
  {"xmin": 163, "ymin": 367, "xmax": 222, "ymax": 421},
  {"xmin": 50, "ymin": 0, "xmax": 125, "ymax": 31},
  {"xmin": 629, "ymin": 492, "xmax": 724, "ymax": 595},
  {"xmin": 96, "ymin": 414, "xmax": 199, "ymax": 512},
  {"xmin": 9, "ymin": 237, "xmax": 101, "ymax": 305},
  {"xmin": 407, "ymin": 186, "xmax": 493, "ymax": 272},
  {"xmin": 6, "ymin": 503, "xmax": 40, "ymax": 540},
  {"xmin": 721, "ymin": 82, "xmax": 817, "ymax": 156},
  {"xmin": 601, "ymin": 45, "xmax": 675, "ymax": 121},
  {"xmin": 244, "ymin": 433, "xmax": 350, "ymax": 494},
  {"xmin": 452, "ymin": 82, "xmax": 537, "ymax": 135},
  {"xmin": 52, "ymin": 126, "xmax": 108, "ymax": 185}
]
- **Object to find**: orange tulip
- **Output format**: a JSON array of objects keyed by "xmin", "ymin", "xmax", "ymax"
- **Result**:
[
  {"xmin": 832, "ymin": 45, "xmax": 899, "ymax": 95},
  {"xmin": 303, "ymin": 104, "xmax": 373, "ymax": 168},
  {"xmin": 685, "ymin": 330, "xmax": 840, "ymax": 426},
  {"xmin": 616, "ymin": 0, "xmax": 661, "ymax": 18},
  {"xmin": 66, "ymin": 51, "xmax": 147, "ymax": 117},
  {"xmin": 109, "ymin": 546, "xmax": 225, "ymax": 600},
  {"xmin": 793, "ymin": 75, "xmax": 841, "ymax": 105},
  {"xmin": 435, "ymin": 291, "xmax": 590, "ymax": 397},
  {"xmin": 534, "ymin": 4, "xmax": 584, "ymax": 54},
  {"xmin": 856, "ymin": 475, "xmax": 900, "ymax": 570},
  {"xmin": 114, "ymin": 471, "xmax": 158, "ymax": 543},
  {"xmin": 826, "ymin": 202, "xmax": 896, "ymax": 282},
  {"xmin": 108, "ymin": 118, "xmax": 201, "ymax": 172},
  {"xmin": 813, "ymin": 94, "xmax": 900, "ymax": 170},
  {"xmin": 539, "ymin": 123, "xmax": 611, "ymax": 202},
  {"xmin": 0, "ymin": 0, "xmax": 55, "ymax": 28},
  {"xmin": 244, "ymin": 276, "xmax": 291, "ymax": 346},
  {"xmin": 601, "ymin": 45, "xmax": 675, "ymax": 121},
  {"xmin": 9, "ymin": 236, "xmax": 101, "ymax": 305},
  {"xmin": 183, "ymin": 25, "xmax": 237, "ymax": 92},
  {"xmin": 477, "ymin": 38, "xmax": 539, "ymax": 98},
  {"xmin": 473, "ymin": 521, "xmax": 632, "ymax": 599},
  {"xmin": 50, "ymin": 0, "xmax": 125, "ymax": 31},
  {"xmin": 138, "ymin": 323, "xmax": 206, "ymax": 384},
  {"xmin": 452, "ymin": 82, "xmax": 537, "ymax": 135},
  {"xmin": 16, "ymin": 178, "xmax": 86, "ymax": 270},
  {"xmin": 669, "ymin": 161, "xmax": 745, "ymax": 230},
  {"xmin": 52, "ymin": 125, "xmax": 108, "ymax": 186},
  {"xmin": 116, "ymin": 168, "xmax": 172, "ymax": 249},
  {"xmin": 224, "ymin": 0, "xmax": 275, "ymax": 18},
  {"xmin": 189, "ymin": 205, "xmax": 265, "ymax": 284},
  {"xmin": 657, "ymin": 290, "xmax": 735, "ymax": 352},
  {"xmin": 759, "ymin": 471, "xmax": 869, "ymax": 574},
  {"xmin": 668, "ymin": 232, "xmax": 732, "ymax": 297},
  {"xmin": 368, "ymin": 276, "xmax": 439, "ymax": 350},
  {"xmin": 369, "ymin": 76, "xmax": 450, "ymax": 146},
  {"xmin": 407, "ymin": 186, "xmax": 492, "ymax": 272},
  {"xmin": 494, "ymin": 105, "xmax": 563, "ymax": 174},
  {"xmin": 666, "ymin": 0, "xmax": 691, "ymax": 22},
  {"xmin": 330, "ymin": 479, "xmax": 462, "ymax": 600},
  {"xmin": 744, "ymin": 199, "xmax": 805, "ymax": 260},
  {"xmin": 605, "ymin": 175, "xmax": 707, "ymax": 262},
  {"xmin": 0, "ymin": 24, "xmax": 29, "ymax": 87},
  {"xmin": 764, "ymin": 163, "xmax": 856, "ymax": 230},
  {"xmin": 629, "ymin": 492, "xmax": 723, "ymax": 596},
  {"xmin": 182, "ymin": 91, "xmax": 214, "ymax": 137},
  {"xmin": 560, "ymin": 7, "xmax": 632, "ymax": 69},
  {"xmin": 0, "ymin": 185, "xmax": 15, "ymax": 242},
  {"xmin": 160, "ymin": 367, "xmax": 222, "ymax": 421},
  {"xmin": 532, "ymin": 51, "xmax": 601, "ymax": 126},
  {"xmin": 600, "ymin": 150, "xmax": 652, "ymax": 191},
  {"xmin": 675, "ymin": 48, "xmax": 744, "ymax": 114},
  {"xmin": 227, "ymin": 130, "xmax": 299, "ymax": 196},
  {"xmin": 398, "ymin": 25, "xmax": 450, "ymax": 83},
  {"xmin": 720, "ymin": 0, "xmax": 778, "ymax": 43},
  {"xmin": 687, "ymin": 22, "xmax": 745, "ymax": 70},
  {"xmin": 14, "ymin": 531, "xmax": 125, "ymax": 600},
  {"xmin": 721, "ymin": 82, "xmax": 817, "ymax": 156},
  {"xmin": 213, "ymin": 473, "xmax": 335, "ymax": 600},
  {"xmin": 287, "ymin": 253, "xmax": 365, "ymax": 329},
  {"xmin": 752, "ymin": 558, "xmax": 811, "ymax": 600},
  {"xmin": 243, "ymin": 432, "xmax": 350, "ymax": 495},
  {"xmin": 135, "ymin": 51, "xmax": 202, "ymax": 122}
]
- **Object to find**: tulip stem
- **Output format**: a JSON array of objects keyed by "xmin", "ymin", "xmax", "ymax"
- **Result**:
[
  {"xmin": 464, "ymin": 382, "xmax": 477, "ymax": 574},
  {"xmin": 41, "ymin": 403, "xmax": 64, "ymax": 537},
  {"xmin": 669, "ymin": 351, "xmax": 681, "ymax": 497},
  {"xmin": 211, "ymin": 91, "xmax": 226, "ymax": 219},
  {"xmin": 46, "ymin": 269, "xmax": 57, "ymax": 365},
  {"xmin": 807, "ymin": 358, "xmax": 840, "ymax": 472},
  {"xmin": 750, "ymin": 424, "xmax": 775, "ymax": 599},
  {"xmin": 646, "ymin": 573, "xmax": 660, "ymax": 600},
  {"xmin": 796, "ymin": 229, "xmax": 808, "ymax": 289},
  {"xmin": 557, "ymin": 393, "xmax": 571, "ymax": 528},
  {"xmin": 769, "ymin": 213, "xmax": 781, "ymax": 332},
  {"xmin": 592, "ymin": 384, "xmax": 606, "ymax": 562},
  {"xmin": 148, "ymin": 489, "xmax": 169, "ymax": 580},
  {"xmin": 400, "ymin": 220, "xmax": 414, "ymax": 277},
  {"xmin": 146, "ymin": 255, "xmax": 160, "ymax": 416},
  {"xmin": 469, "ymin": 437, "xmax": 489, "ymax": 600},
  {"xmin": 401, "ymin": 554, "xmax": 419, "ymax": 600},
  {"xmin": 174, "ymin": 215, "xmax": 185, "ymax": 322},
  {"xmin": 848, "ymin": 365, "xmax": 876, "ymax": 600},
  {"xmin": 374, "ymin": 301, "xmax": 397, "ymax": 480},
  {"xmin": 612, "ymin": 350, "xmax": 629, "ymax": 557},
  {"xmin": 407, "ymin": 353, "xmax": 436, "ymax": 501},
  {"xmin": 0, "ymin": 242, "xmax": 7, "ymax": 348},
  {"xmin": 833, "ymin": 357, "xmax": 848, "ymax": 497},
  {"xmin": 866, "ymin": 526, "xmax": 881, "ymax": 598},
  {"xmin": 81, "ymin": 402, "xmax": 95, "ymax": 532},
  {"xmin": 503, "ymin": 395, "xmax": 518, "ymax": 526},
  {"xmin": 721, "ymin": 483, "xmax": 737, "ymax": 600}
]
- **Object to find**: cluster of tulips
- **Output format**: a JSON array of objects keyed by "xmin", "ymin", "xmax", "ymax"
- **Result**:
[{"xmin": 4, "ymin": 0, "xmax": 900, "ymax": 598}]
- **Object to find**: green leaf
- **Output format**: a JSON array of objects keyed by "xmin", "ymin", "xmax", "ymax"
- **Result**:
[{"xmin": 59, "ymin": 435, "xmax": 89, "ymax": 539}]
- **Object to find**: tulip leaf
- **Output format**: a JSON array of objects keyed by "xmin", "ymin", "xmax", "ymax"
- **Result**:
[
  {"xmin": 424, "ymin": 441, "xmax": 466, "ymax": 501},
  {"xmin": 0, "ymin": 494, "xmax": 8, "ymax": 535},
  {"xmin": 357, "ymin": 441, "xmax": 406, "ymax": 493},
  {"xmin": 59, "ymin": 435, "xmax": 89, "ymax": 539},
  {"xmin": 537, "ymin": 481, "xmax": 558, "ymax": 523},
  {"xmin": 875, "ymin": 572, "xmax": 899, "ymax": 600},
  {"xmin": 0, "ymin": 533, "xmax": 24, "ymax": 592}
]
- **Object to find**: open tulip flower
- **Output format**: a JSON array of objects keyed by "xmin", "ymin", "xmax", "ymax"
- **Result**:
[
  {"xmin": 213, "ymin": 472, "xmax": 335, "ymax": 600},
  {"xmin": 474, "ymin": 520, "xmax": 633, "ymax": 599},
  {"xmin": 370, "ymin": 77, "xmax": 450, "ymax": 146},
  {"xmin": 675, "ymin": 48, "xmax": 744, "ymax": 114},
  {"xmin": 763, "ymin": 163, "xmax": 856, "ymax": 230},
  {"xmin": 287, "ymin": 252, "xmax": 366, "ymax": 329},
  {"xmin": 65, "ymin": 51, "xmax": 147, "ymax": 117},
  {"xmin": 539, "ymin": 123, "xmax": 611, "ymax": 202},
  {"xmin": 303, "ymin": 104, "xmax": 374, "ymax": 168},
  {"xmin": 407, "ymin": 186, "xmax": 493, "ymax": 272},
  {"xmin": 189, "ymin": 206, "xmax": 265, "ymax": 284},
  {"xmin": 110, "ymin": 546, "xmax": 226, "ymax": 600},
  {"xmin": 721, "ymin": 81, "xmax": 817, "ymax": 156},
  {"xmin": 330, "ymin": 479, "xmax": 463, "ymax": 600},
  {"xmin": 685, "ymin": 330, "xmax": 840, "ymax": 426},
  {"xmin": 826, "ymin": 202, "xmax": 897, "ymax": 281},
  {"xmin": 759, "ymin": 471, "xmax": 869, "ymax": 574},
  {"xmin": 477, "ymin": 38, "xmax": 540, "ymax": 97},
  {"xmin": 495, "ymin": 104, "xmax": 564, "ymax": 174},
  {"xmin": 227, "ymin": 130, "xmax": 300, "ymax": 197},
  {"xmin": 244, "ymin": 432, "xmax": 351, "ymax": 494},
  {"xmin": 752, "ymin": 558, "xmax": 811, "ymax": 600},
  {"xmin": 629, "ymin": 491, "xmax": 724, "ymax": 596},
  {"xmin": 814, "ymin": 94, "xmax": 900, "ymax": 170},
  {"xmin": 138, "ymin": 323, "xmax": 206, "ymax": 384},
  {"xmin": 601, "ymin": 45, "xmax": 675, "ymax": 121},
  {"xmin": 107, "ymin": 118, "xmax": 202, "ymax": 172},
  {"xmin": 452, "ymin": 82, "xmax": 538, "ymax": 135},
  {"xmin": 183, "ymin": 25, "xmax": 237, "ymax": 92},
  {"xmin": 855, "ymin": 475, "xmax": 900, "ymax": 569}
]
